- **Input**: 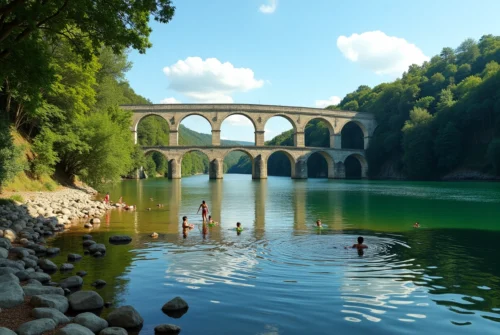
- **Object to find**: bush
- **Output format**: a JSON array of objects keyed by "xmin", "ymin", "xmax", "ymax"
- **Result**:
[{"xmin": 9, "ymin": 194, "xmax": 24, "ymax": 203}]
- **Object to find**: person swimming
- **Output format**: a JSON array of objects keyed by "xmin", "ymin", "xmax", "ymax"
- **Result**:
[
  {"xmin": 413, "ymin": 222, "xmax": 420, "ymax": 228},
  {"xmin": 182, "ymin": 216, "xmax": 194, "ymax": 229},
  {"xmin": 208, "ymin": 215, "xmax": 218, "ymax": 227},
  {"xmin": 197, "ymin": 200, "xmax": 209, "ymax": 222},
  {"xmin": 348, "ymin": 236, "xmax": 368, "ymax": 250},
  {"xmin": 315, "ymin": 219, "xmax": 322, "ymax": 228},
  {"xmin": 236, "ymin": 222, "xmax": 243, "ymax": 231}
]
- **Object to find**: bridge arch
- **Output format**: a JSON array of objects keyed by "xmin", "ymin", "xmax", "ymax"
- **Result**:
[
  {"xmin": 223, "ymin": 148, "xmax": 255, "ymax": 177},
  {"xmin": 263, "ymin": 114, "xmax": 298, "ymax": 146},
  {"xmin": 344, "ymin": 153, "xmax": 368, "ymax": 179},
  {"xmin": 133, "ymin": 114, "xmax": 170, "ymax": 145},
  {"xmin": 219, "ymin": 113, "xmax": 257, "ymax": 146},
  {"xmin": 266, "ymin": 149, "xmax": 296, "ymax": 178},
  {"xmin": 304, "ymin": 117, "xmax": 335, "ymax": 148},
  {"xmin": 304, "ymin": 150, "xmax": 335, "ymax": 178},
  {"xmin": 177, "ymin": 113, "xmax": 214, "ymax": 131}
]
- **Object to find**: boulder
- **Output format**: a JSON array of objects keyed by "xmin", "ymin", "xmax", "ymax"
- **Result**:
[
  {"xmin": 59, "ymin": 275, "xmax": 83, "ymax": 289},
  {"xmin": 2, "ymin": 230, "xmax": 16, "ymax": 242},
  {"xmin": 0, "ymin": 278, "xmax": 24, "ymax": 308},
  {"xmin": 98, "ymin": 327, "xmax": 127, "ymax": 335},
  {"xmin": 74, "ymin": 312, "xmax": 108, "ymax": 333},
  {"xmin": 68, "ymin": 253, "xmax": 82, "ymax": 261},
  {"xmin": 76, "ymin": 270, "xmax": 87, "ymax": 277},
  {"xmin": 22, "ymin": 257, "xmax": 37, "ymax": 268},
  {"xmin": 0, "ymin": 267, "xmax": 18, "ymax": 276},
  {"xmin": 32, "ymin": 307, "xmax": 71, "ymax": 325},
  {"xmin": 60, "ymin": 263, "xmax": 74, "ymax": 271},
  {"xmin": 83, "ymin": 240, "xmax": 96, "ymax": 247},
  {"xmin": 0, "ymin": 272, "xmax": 19, "ymax": 284},
  {"xmin": 106, "ymin": 305, "xmax": 144, "ymax": 329},
  {"xmin": 0, "ymin": 258, "xmax": 24, "ymax": 271},
  {"xmin": 16, "ymin": 318, "xmax": 56, "ymax": 335},
  {"xmin": 0, "ymin": 247, "xmax": 8, "ymax": 259},
  {"xmin": 26, "ymin": 279, "xmax": 42, "ymax": 286},
  {"xmin": 68, "ymin": 291, "xmax": 104, "ymax": 312},
  {"xmin": 0, "ymin": 327, "xmax": 17, "ymax": 335},
  {"xmin": 55, "ymin": 324, "xmax": 94, "ymax": 335},
  {"xmin": 46, "ymin": 247, "xmax": 60, "ymax": 256},
  {"xmin": 10, "ymin": 247, "xmax": 32, "ymax": 258},
  {"xmin": 0, "ymin": 237, "xmax": 12, "ymax": 249},
  {"xmin": 82, "ymin": 234, "xmax": 93, "ymax": 240},
  {"xmin": 108, "ymin": 236, "xmax": 132, "ymax": 244},
  {"xmin": 38, "ymin": 259, "xmax": 58, "ymax": 272},
  {"xmin": 30, "ymin": 294, "xmax": 69, "ymax": 313},
  {"xmin": 23, "ymin": 285, "xmax": 64, "ymax": 296},
  {"xmin": 15, "ymin": 270, "xmax": 31, "ymax": 281},
  {"xmin": 161, "ymin": 297, "xmax": 189, "ymax": 318},
  {"xmin": 28, "ymin": 272, "xmax": 51, "ymax": 283},
  {"xmin": 154, "ymin": 324, "xmax": 181, "ymax": 335},
  {"xmin": 91, "ymin": 279, "xmax": 107, "ymax": 288},
  {"xmin": 90, "ymin": 218, "xmax": 101, "ymax": 224},
  {"xmin": 88, "ymin": 243, "xmax": 106, "ymax": 255}
]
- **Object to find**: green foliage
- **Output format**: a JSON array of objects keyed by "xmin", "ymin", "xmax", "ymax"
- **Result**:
[
  {"xmin": 486, "ymin": 139, "xmax": 500, "ymax": 174},
  {"xmin": 31, "ymin": 129, "xmax": 59, "ymax": 178},
  {"xmin": 0, "ymin": 118, "xmax": 26, "ymax": 192},
  {"xmin": 9, "ymin": 194, "xmax": 24, "ymax": 203},
  {"xmin": 434, "ymin": 122, "xmax": 462, "ymax": 171}
]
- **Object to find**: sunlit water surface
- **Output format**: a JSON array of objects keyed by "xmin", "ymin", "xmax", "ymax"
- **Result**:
[{"xmin": 48, "ymin": 175, "xmax": 500, "ymax": 334}]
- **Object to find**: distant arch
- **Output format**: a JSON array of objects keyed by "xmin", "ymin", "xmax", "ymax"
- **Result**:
[
  {"xmin": 179, "ymin": 149, "xmax": 211, "ymax": 177},
  {"xmin": 177, "ymin": 113, "xmax": 213, "ymax": 132},
  {"xmin": 223, "ymin": 149, "xmax": 254, "ymax": 175},
  {"xmin": 341, "ymin": 121, "xmax": 365, "ymax": 150},
  {"xmin": 133, "ymin": 113, "xmax": 169, "ymax": 132},
  {"xmin": 144, "ymin": 150, "xmax": 169, "ymax": 178},
  {"xmin": 263, "ymin": 115, "xmax": 296, "ymax": 146},
  {"xmin": 345, "ymin": 153, "xmax": 368, "ymax": 179},
  {"xmin": 267, "ymin": 150, "xmax": 296, "ymax": 177},
  {"xmin": 220, "ymin": 112, "xmax": 258, "ymax": 131},
  {"xmin": 135, "ymin": 114, "xmax": 170, "ymax": 146},
  {"xmin": 306, "ymin": 151, "xmax": 334, "ymax": 178},
  {"xmin": 220, "ymin": 113, "xmax": 257, "ymax": 145},
  {"xmin": 304, "ymin": 117, "xmax": 334, "ymax": 148}
]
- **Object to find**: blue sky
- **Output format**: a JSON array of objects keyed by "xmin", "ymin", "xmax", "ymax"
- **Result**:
[{"xmin": 126, "ymin": 0, "xmax": 500, "ymax": 142}]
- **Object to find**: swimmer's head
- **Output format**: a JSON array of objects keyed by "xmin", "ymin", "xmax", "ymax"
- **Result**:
[
  {"xmin": 236, "ymin": 222, "xmax": 241, "ymax": 227},
  {"xmin": 357, "ymin": 236, "xmax": 364, "ymax": 244},
  {"xmin": 316, "ymin": 219, "xmax": 322, "ymax": 226},
  {"xmin": 183, "ymin": 216, "xmax": 187, "ymax": 221},
  {"xmin": 209, "ymin": 215, "xmax": 212, "ymax": 220},
  {"xmin": 202, "ymin": 200, "xmax": 206, "ymax": 204}
]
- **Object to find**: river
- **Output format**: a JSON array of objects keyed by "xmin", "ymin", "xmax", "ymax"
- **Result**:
[{"xmin": 48, "ymin": 175, "xmax": 500, "ymax": 334}]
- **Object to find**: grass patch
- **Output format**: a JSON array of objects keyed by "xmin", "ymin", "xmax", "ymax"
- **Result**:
[
  {"xmin": 9, "ymin": 194, "xmax": 24, "ymax": 203},
  {"xmin": 3, "ymin": 172, "xmax": 60, "ymax": 192}
]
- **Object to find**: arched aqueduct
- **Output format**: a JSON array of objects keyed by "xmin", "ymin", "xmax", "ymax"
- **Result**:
[{"xmin": 122, "ymin": 104, "xmax": 377, "ymax": 179}]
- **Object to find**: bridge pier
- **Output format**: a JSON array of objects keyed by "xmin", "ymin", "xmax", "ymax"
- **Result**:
[
  {"xmin": 212, "ymin": 130, "xmax": 221, "ymax": 146},
  {"xmin": 334, "ymin": 162, "xmax": 346, "ymax": 179},
  {"xmin": 169, "ymin": 131, "xmax": 178, "ymax": 146},
  {"xmin": 252, "ymin": 155, "xmax": 267, "ymax": 179},
  {"xmin": 364, "ymin": 136, "xmax": 372, "ymax": 150},
  {"xmin": 255, "ymin": 131, "xmax": 265, "ymax": 146},
  {"xmin": 332, "ymin": 134, "xmax": 341, "ymax": 149},
  {"xmin": 293, "ymin": 160, "xmax": 308, "ymax": 179},
  {"xmin": 209, "ymin": 159, "xmax": 223, "ymax": 179},
  {"xmin": 294, "ymin": 131, "xmax": 305, "ymax": 147},
  {"xmin": 168, "ymin": 159, "xmax": 181, "ymax": 179}
]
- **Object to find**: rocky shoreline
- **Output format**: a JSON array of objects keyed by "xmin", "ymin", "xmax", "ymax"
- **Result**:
[{"xmin": 0, "ymin": 187, "xmax": 184, "ymax": 335}]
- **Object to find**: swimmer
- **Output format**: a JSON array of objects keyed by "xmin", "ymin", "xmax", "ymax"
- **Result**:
[
  {"xmin": 315, "ymin": 219, "xmax": 322, "ymax": 228},
  {"xmin": 182, "ymin": 216, "xmax": 194, "ymax": 229},
  {"xmin": 197, "ymin": 200, "xmax": 209, "ymax": 222},
  {"xmin": 413, "ymin": 222, "xmax": 420, "ymax": 228},
  {"xmin": 150, "ymin": 232, "xmax": 159, "ymax": 238},
  {"xmin": 208, "ymin": 215, "xmax": 218, "ymax": 227},
  {"xmin": 147, "ymin": 208, "xmax": 151, "ymax": 211},
  {"xmin": 236, "ymin": 222, "xmax": 243, "ymax": 231},
  {"xmin": 346, "ymin": 236, "xmax": 368, "ymax": 250}
]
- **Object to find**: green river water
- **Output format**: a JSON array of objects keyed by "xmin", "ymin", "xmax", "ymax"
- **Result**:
[{"xmin": 48, "ymin": 175, "xmax": 500, "ymax": 334}]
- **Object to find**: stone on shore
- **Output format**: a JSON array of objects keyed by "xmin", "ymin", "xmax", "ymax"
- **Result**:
[
  {"xmin": 16, "ymin": 318, "xmax": 56, "ymax": 335},
  {"xmin": 68, "ymin": 253, "xmax": 82, "ymax": 261},
  {"xmin": 46, "ymin": 247, "xmax": 60, "ymax": 256},
  {"xmin": 108, "ymin": 235, "xmax": 132, "ymax": 244},
  {"xmin": 28, "ymin": 272, "xmax": 51, "ymax": 283},
  {"xmin": 0, "ymin": 247, "xmax": 8, "ymax": 258},
  {"xmin": 23, "ymin": 285, "xmax": 64, "ymax": 296},
  {"xmin": 82, "ymin": 234, "xmax": 93, "ymax": 240},
  {"xmin": 30, "ymin": 294, "xmax": 69, "ymax": 313},
  {"xmin": 68, "ymin": 291, "xmax": 104, "ymax": 311},
  {"xmin": 0, "ymin": 258, "xmax": 24, "ymax": 271},
  {"xmin": 91, "ymin": 279, "xmax": 107, "ymax": 288},
  {"xmin": 59, "ymin": 275, "xmax": 83, "ymax": 289},
  {"xmin": 90, "ymin": 218, "xmax": 101, "ymax": 224},
  {"xmin": 98, "ymin": 327, "xmax": 128, "ymax": 335},
  {"xmin": 0, "ymin": 275, "xmax": 24, "ymax": 308},
  {"xmin": 154, "ymin": 324, "xmax": 181, "ymax": 335},
  {"xmin": 74, "ymin": 312, "xmax": 108, "ymax": 333},
  {"xmin": 0, "ymin": 237, "xmax": 12, "ymax": 249},
  {"xmin": 2, "ymin": 229, "xmax": 17, "ymax": 242},
  {"xmin": 161, "ymin": 297, "xmax": 189, "ymax": 318},
  {"xmin": 106, "ymin": 305, "xmax": 144, "ymax": 329},
  {"xmin": 76, "ymin": 270, "xmax": 87, "ymax": 277},
  {"xmin": 15, "ymin": 270, "xmax": 31, "ymax": 281},
  {"xmin": 38, "ymin": 259, "xmax": 58, "ymax": 272},
  {"xmin": 83, "ymin": 240, "xmax": 96, "ymax": 247},
  {"xmin": 55, "ymin": 324, "xmax": 94, "ymax": 335},
  {"xmin": 60, "ymin": 263, "xmax": 74, "ymax": 271},
  {"xmin": 0, "ymin": 327, "xmax": 17, "ymax": 335},
  {"xmin": 32, "ymin": 307, "xmax": 71, "ymax": 325}
]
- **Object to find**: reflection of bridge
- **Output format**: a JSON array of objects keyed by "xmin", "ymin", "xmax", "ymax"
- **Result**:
[{"xmin": 123, "ymin": 104, "xmax": 377, "ymax": 179}]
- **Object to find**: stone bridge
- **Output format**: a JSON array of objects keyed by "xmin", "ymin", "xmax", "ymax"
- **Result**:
[{"xmin": 122, "ymin": 104, "xmax": 377, "ymax": 179}]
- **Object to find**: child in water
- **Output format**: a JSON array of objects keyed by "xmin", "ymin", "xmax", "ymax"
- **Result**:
[
  {"xmin": 236, "ymin": 222, "xmax": 243, "ymax": 231},
  {"xmin": 315, "ymin": 219, "xmax": 322, "ymax": 228},
  {"xmin": 208, "ymin": 215, "xmax": 218, "ymax": 227},
  {"xmin": 348, "ymin": 236, "xmax": 368, "ymax": 250},
  {"xmin": 182, "ymin": 216, "xmax": 194, "ymax": 229},
  {"xmin": 413, "ymin": 222, "xmax": 420, "ymax": 228}
]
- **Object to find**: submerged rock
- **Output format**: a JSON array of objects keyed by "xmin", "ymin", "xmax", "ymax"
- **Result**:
[
  {"xmin": 154, "ymin": 324, "xmax": 181, "ymax": 334},
  {"xmin": 74, "ymin": 312, "xmax": 108, "ymax": 333},
  {"xmin": 59, "ymin": 275, "xmax": 83, "ymax": 289},
  {"xmin": 68, "ymin": 291, "xmax": 104, "ymax": 312},
  {"xmin": 108, "ymin": 235, "xmax": 132, "ymax": 244},
  {"xmin": 98, "ymin": 327, "xmax": 127, "ymax": 335},
  {"xmin": 91, "ymin": 279, "xmax": 107, "ymax": 288},
  {"xmin": 161, "ymin": 297, "xmax": 189, "ymax": 318},
  {"xmin": 60, "ymin": 263, "xmax": 74, "ymax": 271},
  {"xmin": 68, "ymin": 253, "xmax": 82, "ymax": 261},
  {"xmin": 106, "ymin": 305, "xmax": 144, "ymax": 329}
]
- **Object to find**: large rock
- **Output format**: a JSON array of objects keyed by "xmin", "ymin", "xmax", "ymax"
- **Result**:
[
  {"xmin": 74, "ymin": 312, "xmax": 108, "ymax": 333},
  {"xmin": 0, "ymin": 272, "xmax": 19, "ymax": 284},
  {"xmin": 161, "ymin": 296, "xmax": 189, "ymax": 318},
  {"xmin": 0, "ymin": 247, "xmax": 8, "ymax": 259},
  {"xmin": 38, "ymin": 259, "xmax": 58, "ymax": 272},
  {"xmin": 68, "ymin": 253, "xmax": 82, "ymax": 261},
  {"xmin": 16, "ymin": 318, "xmax": 56, "ymax": 335},
  {"xmin": 88, "ymin": 243, "xmax": 106, "ymax": 255},
  {"xmin": 108, "ymin": 235, "xmax": 132, "ymax": 244},
  {"xmin": 154, "ymin": 324, "xmax": 181, "ymax": 335},
  {"xmin": 55, "ymin": 324, "xmax": 94, "ymax": 335},
  {"xmin": 23, "ymin": 285, "xmax": 64, "ymax": 296},
  {"xmin": 106, "ymin": 305, "xmax": 144, "ymax": 329},
  {"xmin": 46, "ymin": 247, "xmax": 60, "ymax": 256},
  {"xmin": 0, "ymin": 267, "xmax": 18, "ymax": 276},
  {"xmin": 83, "ymin": 240, "xmax": 96, "ymax": 247},
  {"xmin": 32, "ymin": 307, "xmax": 70, "ymax": 325},
  {"xmin": 0, "ymin": 237, "xmax": 12, "ymax": 249},
  {"xmin": 0, "ymin": 258, "xmax": 24, "ymax": 271},
  {"xmin": 60, "ymin": 263, "xmax": 74, "ymax": 271},
  {"xmin": 59, "ymin": 275, "xmax": 83, "ymax": 289},
  {"xmin": 28, "ymin": 272, "xmax": 51, "ymax": 283},
  {"xmin": 30, "ymin": 294, "xmax": 69, "ymax": 313},
  {"xmin": 0, "ymin": 278, "xmax": 24, "ymax": 308},
  {"xmin": 0, "ymin": 327, "xmax": 17, "ymax": 335},
  {"xmin": 68, "ymin": 291, "xmax": 104, "ymax": 312},
  {"xmin": 82, "ymin": 234, "xmax": 93, "ymax": 240},
  {"xmin": 98, "ymin": 327, "xmax": 127, "ymax": 335},
  {"xmin": 22, "ymin": 257, "xmax": 37, "ymax": 268}
]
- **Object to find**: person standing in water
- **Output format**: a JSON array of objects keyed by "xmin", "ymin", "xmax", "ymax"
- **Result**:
[
  {"xmin": 104, "ymin": 193, "xmax": 110, "ymax": 204},
  {"xmin": 197, "ymin": 200, "xmax": 209, "ymax": 222}
]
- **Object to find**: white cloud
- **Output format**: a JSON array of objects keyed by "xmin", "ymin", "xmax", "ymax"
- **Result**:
[
  {"xmin": 163, "ymin": 57, "xmax": 264, "ymax": 103},
  {"xmin": 224, "ymin": 115, "xmax": 253, "ymax": 126},
  {"xmin": 337, "ymin": 31, "xmax": 429, "ymax": 75},
  {"xmin": 259, "ymin": 0, "xmax": 277, "ymax": 14},
  {"xmin": 315, "ymin": 96, "xmax": 341, "ymax": 108},
  {"xmin": 160, "ymin": 97, "xmax": 181, "ymax": 104}
]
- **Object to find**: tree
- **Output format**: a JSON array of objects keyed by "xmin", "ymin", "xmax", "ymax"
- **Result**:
[
  {"xmin": 487, "ymin": 139, "xmax": 500, "ymax": 174},
  {"xmin": 0, "ymin": 117, "xmax": 25, "ymax": 192},
  {"xmin": 434, "ymin": 122, "xmax": 462, "ymax": 172},
  {"xmin": 456, "ymin": 38, "xmax": 480, "ymax": 65},
  {"xmin": 0, "ymin": 0, "xmax": 175, "ymax": 61}
]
